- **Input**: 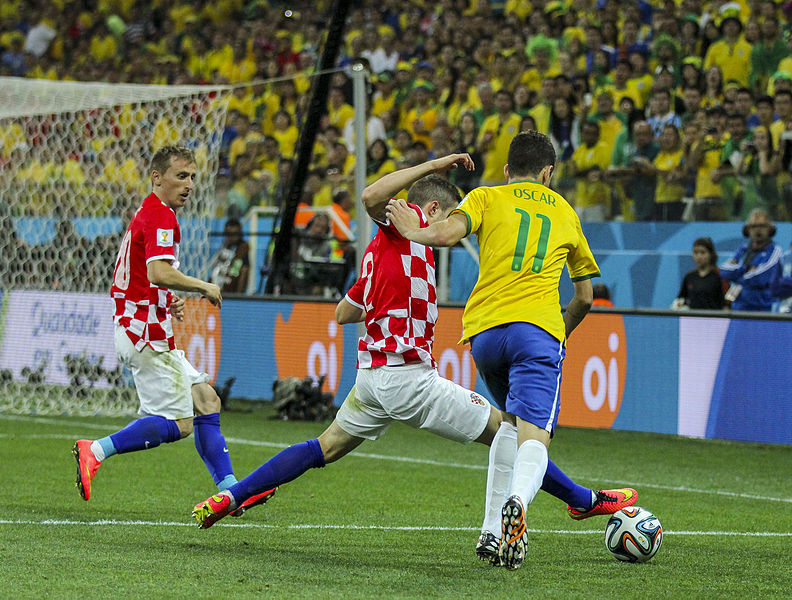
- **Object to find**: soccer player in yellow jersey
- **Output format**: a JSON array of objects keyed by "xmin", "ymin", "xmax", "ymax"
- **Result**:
[{"xmin": 387, "ymin": 131, "xmax": 634, "ymax": 569}]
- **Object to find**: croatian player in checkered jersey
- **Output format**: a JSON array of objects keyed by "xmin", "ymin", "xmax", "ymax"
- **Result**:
[
  {"xmin": 191, "ymin": 153, "xmax": 513, "ymax": 529},
  {"xmin": 72, "ymin": 146, "xmax": 274, "ymax": 515},
  {"xmin": 192, "ymin": 153, "xmax": 636, "ymax": 550},
  {"xmin": 386, "ymin": 131, "xmax": 636, "ymax": 570}
]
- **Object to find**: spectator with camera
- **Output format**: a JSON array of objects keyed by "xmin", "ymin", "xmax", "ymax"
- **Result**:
[
  {"xmin": 208, "ymin": 218, "xmax": 250, "ymax": 294},
  {"xmin": 736, "ymin": 125, "xmax": 781, "ymax": 220},
  {"xmin": 720, "ymin": 209, "xmax": 783, "ymax": 311},
  {"xmin": 711, "ymin": 113, "xmax": 753, "ymax": 219}
]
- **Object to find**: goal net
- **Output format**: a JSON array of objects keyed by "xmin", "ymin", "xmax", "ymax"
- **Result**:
[{"xmin": 0, "ymin": 77, "xmax": 230, "ymax": 415}]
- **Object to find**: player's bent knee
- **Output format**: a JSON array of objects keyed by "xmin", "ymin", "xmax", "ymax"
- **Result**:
[
  {"xmin": 192, "ymin": 382, "xmax": 221, "ymax": 416},
  {"xmin": 175, "ymin": 417, "xmax": 194, "ymax": 438},
  {"xmin": 474, "ymin": 405, "xmax": 505, "ymax": 446},
  {"xmin": 318, "ymin": 421, "xmax": 364, "ymax": 463}
]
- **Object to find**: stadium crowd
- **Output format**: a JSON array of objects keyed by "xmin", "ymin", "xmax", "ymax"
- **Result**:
[{"xmin": 4, "ymin": 0, "xmax": 792, "ymax": 305}]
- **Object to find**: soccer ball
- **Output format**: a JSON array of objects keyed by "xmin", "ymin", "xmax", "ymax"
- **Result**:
[{"xmin": 604, "ymin": 507, "xmax": 662, "ymax": 562}]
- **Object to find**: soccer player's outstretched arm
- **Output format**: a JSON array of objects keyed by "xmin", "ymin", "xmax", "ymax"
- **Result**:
[
  {"xmin": 385, "ymin": 198, "xmax": 468, "ymax": 247},
  {"xmin": 147, "ymin": 259, "xmax": 223, "ymax": 307},
  {"xmin": 564, "ymin": 279, "xmax": 594, "ymax": 339},
  {"xmin": 361, "ymin": 153, "xmax": 474, "ymax": 222}
]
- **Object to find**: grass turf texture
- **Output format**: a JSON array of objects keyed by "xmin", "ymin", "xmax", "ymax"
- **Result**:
[{"xmin": 1, "ymin": 408, "xmax": 790, "ymax": 599}]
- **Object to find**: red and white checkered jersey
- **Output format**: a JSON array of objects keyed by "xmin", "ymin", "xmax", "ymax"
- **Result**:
[
  {"xmin": 110, "ymin": 193, "xmax": 180, "ymax": 352},
  {"xmin": 345, "ymin": 203, "xmax": 438, "ymax": 369}
]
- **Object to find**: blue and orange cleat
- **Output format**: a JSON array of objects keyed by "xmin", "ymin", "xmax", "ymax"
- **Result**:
[
  {"xmin": 73, "ymin": 440, "xmax": 101, "ymax": 501},
  {"xmin": 566, "ymin": 488, "xmax": 638, "ymax": 520},
  {"xmin": 193, "ymin": 493, "xmax": 233, "ymax": 529},
  {"xmin": 229, "ymin": 487, "xmax": 277, "ymax": 517}
]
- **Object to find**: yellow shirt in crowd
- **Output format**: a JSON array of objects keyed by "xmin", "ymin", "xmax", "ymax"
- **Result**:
[
  {"xmin": 571, "ymin": 141, "xmax": 611, "ymax": 208},
  {"xmin": 478, "ymin": 112, "xmax": 521, "ymax": 184}
]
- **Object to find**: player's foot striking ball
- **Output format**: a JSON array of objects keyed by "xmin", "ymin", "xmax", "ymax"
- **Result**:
[{"xmin": 566, "ymin": 488, "xmax": 638, "ymax": 520}]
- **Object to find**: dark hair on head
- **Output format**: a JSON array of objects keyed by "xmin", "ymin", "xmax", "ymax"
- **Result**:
[
  {"xmin": 332, "ymin": 189, "xmax": 350, "ymax": 204},
  {"xmin": 616, "ymin": 58, "xmax": 633, "ymax": 71},
  {"xmin": 150, "ymin": 146, "xmax": 195, "ymax": 175},
  {"xmin": 225, "ymin": 217, "xmax": 242, "ymax": 229},
  {"xmin": 592, "ymin": 283, "xmax": 611, "ymax": 300},
  {"xmin": 407, "ymin": 174, "xmax": 461, "ymax": 212},
  {"xmin": 507, "ymin": 130, "xmax": 557, "ymax": 178},
  {"xmin": 755, "ymin": 95, "xmax": 774, "ymax": 107},
  {"xmin": 693, "ymin": 236, "xmax": 717, "ymax": 265},
  {"xmin": 581, "ymin": 119, "xmax": 601, "ymax": 133},
  {"xmin": 774, "ymin": 89, "xmax": 792, "ymax": 100},
  {"xmin": 736, "ymin": 86, "xmax": 753, "ymax": 98}
]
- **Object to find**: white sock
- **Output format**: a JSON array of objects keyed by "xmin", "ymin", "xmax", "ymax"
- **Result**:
[
  {"xmin": 90, "ymin": 440, "xmax": 105, "ymax": 462},
  {"xmin": 508, "ymin": 439, "xmax": 549, "ymax": 510},
  {"xmin": 223, "ymin": 490, "xmax": 238, "ymax": 511},
  {"xmin": 482, "ymin": 422, "xmax": 517, "ymax": 535}
]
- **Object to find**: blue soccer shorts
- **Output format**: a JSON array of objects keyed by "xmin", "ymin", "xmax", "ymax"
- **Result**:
[{"xmin": 470, "ymin": 322, "xmax": 565, "ymax": 434}]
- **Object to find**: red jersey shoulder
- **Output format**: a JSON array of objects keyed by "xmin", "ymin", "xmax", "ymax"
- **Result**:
[
  {"xmin": 138, "ymin": 195, "xmax": 178, "ymax": 233},
  {"xmin": 380, "ymin": 202, "xmax": 426, "ymax": 239}
]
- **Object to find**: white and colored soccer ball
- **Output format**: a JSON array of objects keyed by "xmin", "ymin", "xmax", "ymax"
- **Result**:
[{"xmin": 604, "ymin": 507, "xmax": 662, "ymax": 562}]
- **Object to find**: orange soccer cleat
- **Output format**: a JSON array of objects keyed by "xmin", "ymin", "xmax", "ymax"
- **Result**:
[
  {"xmin": 73, "ymin": 440, "xmax": 102, "ymax": 501},
  {"xmin": 192, "ymin": 493, "xmax": 233, "ymax": 529},
  {"xmin": 567, "ymin": 488, "xmax": 638, "ymax": 520},
  {"xmin": 229, "ymin": 487, "xmax": 277, "ymax": 517}
]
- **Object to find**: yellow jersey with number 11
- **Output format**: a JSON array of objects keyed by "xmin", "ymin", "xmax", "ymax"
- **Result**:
[{"xmin": 452, "ymin": 180, "xmax": 600, "ymax": 344}]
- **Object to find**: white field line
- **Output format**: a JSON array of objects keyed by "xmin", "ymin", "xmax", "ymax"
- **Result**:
[
  {"xmin": 3, "ymin": 415, "xmax": 792, "ymax": 504},
  {"xmin": 0, "ymin": 519, "xmax": 790, "ymax": 536}
]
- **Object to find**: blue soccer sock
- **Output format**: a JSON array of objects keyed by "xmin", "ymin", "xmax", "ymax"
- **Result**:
[
  {"xmin": 541, "ymin": 459, "xmax": 595, "ymax": 510},
  {"xmin": 228, "ymin": 438, "xmax": 325, "ymax": 505},
  {"xmin": 109, "ymin": 416, "xmax": 181, "ymax": 454},
  {"xmin": 193, "ymin": 413, "xmax": 236, "ymax": 489},
  {"xmin": 89, "ymin": 436, "xmax": 118, "ymax": 462}
]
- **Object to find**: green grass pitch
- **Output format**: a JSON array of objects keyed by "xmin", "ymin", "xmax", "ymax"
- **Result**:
[{"xmin": 1, "ymin": 407, "xmax": 790, "ymax": 599}]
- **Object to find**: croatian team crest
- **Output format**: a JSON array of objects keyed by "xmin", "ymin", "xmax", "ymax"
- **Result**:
[{"xmin": 470, "ymin": 392, "xmax": 486, "ymax": 406}]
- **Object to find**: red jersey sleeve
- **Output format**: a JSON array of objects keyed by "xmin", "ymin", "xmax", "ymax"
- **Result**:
[
  {"xmin": 143, "ymin": 206, "xmax": 179, "ymax": 264},
  {"xmin": 345, "ymin": 276, "xmax": 365, "ymax": 309}
]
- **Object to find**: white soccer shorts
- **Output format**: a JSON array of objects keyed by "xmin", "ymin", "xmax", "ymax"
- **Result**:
[
  {"xmin": 114, "ymin": 324, "xmax": 209, "ymax": 420},
  {"xmin": 335, "ymin": 362, "xmax": 491, "ymax": 443}
]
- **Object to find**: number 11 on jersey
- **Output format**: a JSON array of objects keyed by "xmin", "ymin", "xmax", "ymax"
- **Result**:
[{"xmin": 512, "ymin": 208, "xmax": 551, "ymax": 273}]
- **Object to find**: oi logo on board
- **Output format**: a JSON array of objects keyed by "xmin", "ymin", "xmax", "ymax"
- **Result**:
[
  {"xmin": 433, "ymin": 306, "xmax": 478, "ymax": 390},
  {"xmin": 172, "ymin": 298, "xmax": 221, "ymax": 384},
  {"xmin": 559, "ymin": 313, "xmax": 627, "ymax": 429},
  {"xmin": 274, "ymin": 303, "xmax": 342, "ymax": 393}
]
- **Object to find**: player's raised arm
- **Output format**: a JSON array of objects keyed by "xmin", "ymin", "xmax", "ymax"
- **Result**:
[
  {"xmin": 360, "ymin": 153, "xmax": 474, "ymax": 222},
  {"xmin": 386, "ymin": 198, "xmax": 468, "ymax": 247}
]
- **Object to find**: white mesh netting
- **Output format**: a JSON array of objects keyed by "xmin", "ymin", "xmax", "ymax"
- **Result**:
[{"xmin": 0, "ymin": 77, "xmax": 230, "ymax": 415}]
